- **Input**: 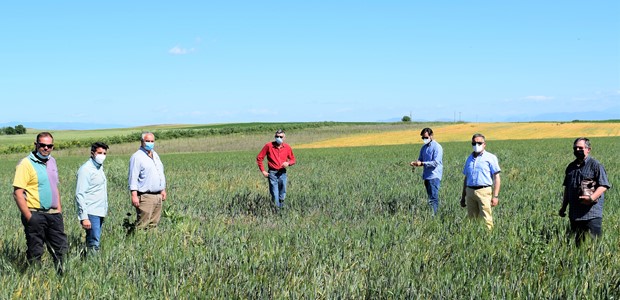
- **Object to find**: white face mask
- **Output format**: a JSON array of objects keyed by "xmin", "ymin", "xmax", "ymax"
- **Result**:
[
  {"xmin": 473, "ymin": 144, "xmax": 484, "ymax": 153},
  {"xmin": 422, "ymin": 138, "xmax": 431, "ymax": 145},
  {"xmin": 94, "ymin": 154, "xmax": 106, "ymax": 165}
]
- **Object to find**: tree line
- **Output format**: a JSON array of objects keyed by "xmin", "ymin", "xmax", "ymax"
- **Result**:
[
  {"xmin": 0, "ymin": 125, "xmax": 26, "ymax": 135},
  {"xmin": 0, "ymin": 122, "xmax": 372, "ymax": 154}
]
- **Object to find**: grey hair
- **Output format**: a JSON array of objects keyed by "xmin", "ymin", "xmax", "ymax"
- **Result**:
[
  {"xmin": 573, "ymin": 137, "xmax": 591, "ymax": 149},
  {"xmin": 141, "ymin": 132, "xmax": 154, "ymax": 141}
]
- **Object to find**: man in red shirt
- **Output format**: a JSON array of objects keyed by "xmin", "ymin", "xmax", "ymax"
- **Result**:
[{"xmin": 256, "ymin": 129, "xmax": 296, "ymax": 209}]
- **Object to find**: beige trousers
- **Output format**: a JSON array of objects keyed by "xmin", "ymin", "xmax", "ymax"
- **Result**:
[
  {"xmin": 465, "ymin": 187, "xmax": 494, "ymax": 230},
  {"xmin": 136, "ymin": 193, "xmax": 163, "ymax": 229}
]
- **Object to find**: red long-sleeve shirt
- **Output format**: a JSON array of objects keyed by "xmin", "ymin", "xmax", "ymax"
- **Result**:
[{"xmin": 256, "ymin": 142, "xmax": 296, "ymax": 172}]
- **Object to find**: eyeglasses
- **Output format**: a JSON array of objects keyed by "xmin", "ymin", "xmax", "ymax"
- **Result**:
[
  {"xmin": 275, "ymin": 135, "xmax": 285, "ymax": 138},
  {"xmin": 38, "ymin": 143, "xmax": 54, "ymax": 149},
  {"xmin": 471, "ymin": 142, "xmax": 484, "ymax": 146},
  {"xmin": 421, "ymin": 137, "xmax": 430, "ymax": 140}
]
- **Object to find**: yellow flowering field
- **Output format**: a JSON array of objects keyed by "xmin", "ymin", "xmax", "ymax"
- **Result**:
[{"xmin": 297, "ymin": 122, "xmax": 620, "ymax": 149}]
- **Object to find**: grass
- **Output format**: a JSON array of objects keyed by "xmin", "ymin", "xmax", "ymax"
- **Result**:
[{"xmin": 0, "ymin": 124, "xmax": 618, "ymax": 298}]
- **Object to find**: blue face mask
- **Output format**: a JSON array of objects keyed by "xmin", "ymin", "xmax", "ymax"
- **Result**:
[
  {"xmin": 275, "ymin": 137, "xmax": 283, "ymax": 145},
  {"xmin": 36, "ymin": 151, "xmax": 50, "ymax": 160},
  {"xmin": 144, "ymin": 142, "xmax": 155, "ymax": 151}
]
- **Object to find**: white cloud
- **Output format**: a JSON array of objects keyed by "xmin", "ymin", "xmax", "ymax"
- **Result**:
[
  {"xmin": 168, "ymin": 46, "xmax": 195, "ymax": 55},
  {"xmin": 524, "ymin": 95, "xmax": 554, "ymax": 101}
]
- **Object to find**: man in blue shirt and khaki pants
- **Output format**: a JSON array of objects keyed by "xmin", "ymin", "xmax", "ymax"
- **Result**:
[{"xmin": 460, "ymin": 133, "xmax": 502, "ymax": 230}]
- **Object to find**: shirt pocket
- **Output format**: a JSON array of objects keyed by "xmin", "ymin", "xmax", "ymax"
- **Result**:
[{"xmin": 91, "ymin": 173, "xmax": 106, "ymax": 186}]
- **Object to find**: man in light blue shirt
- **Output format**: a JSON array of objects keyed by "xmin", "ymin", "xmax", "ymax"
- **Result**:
[
  {"xmin": 128, "ymin": 132, "xmax": 167, "ymax": 229},
  {"xmin": 75, "ymin": 142, "xmax": 109, "ymax": 253},
  {"xmin": 410, "ymin": 128, "xmax": 443, "ymax": 215},
  {"xmin": 460, "ymin": 133, "xmax": 502, "ymax": 229}
]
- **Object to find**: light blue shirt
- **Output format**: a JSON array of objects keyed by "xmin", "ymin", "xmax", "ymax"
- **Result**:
[
  {"xmin": 128, "ymin": 148, "xmax": 166, "ymax": 193},
  {"xmin": 418, "ymin": 140, "xmax": 443, "ymax": 180},
  {"xmin": 75, "ymin": 158, "xmax": 108, "ymax": 220},
  {"xmin": 463, "ymin": 151, "xmax": 501, "ymax": 187}
]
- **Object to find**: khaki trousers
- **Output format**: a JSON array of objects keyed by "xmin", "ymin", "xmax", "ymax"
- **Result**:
[
  {"xmin": 465, "ymin": 187, "xmax": 494, "ymax": 229},
  {"xmin": 136, "ymin": 193, "xmax": 163, "ymax": 229}
]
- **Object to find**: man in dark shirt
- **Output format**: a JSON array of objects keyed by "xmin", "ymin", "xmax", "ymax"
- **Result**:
[{"xmin": 559, "ymin": 137, "xmax": 611, "ymax": 246}]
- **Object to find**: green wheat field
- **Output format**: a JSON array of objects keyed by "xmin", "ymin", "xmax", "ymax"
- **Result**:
[{"xmin": 0, "ymin": 123, "xmax": 618, "ymax": 299}]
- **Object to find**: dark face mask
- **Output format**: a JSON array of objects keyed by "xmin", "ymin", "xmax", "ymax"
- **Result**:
[{"xmin": 573, "ymin": 149, "xmax": 585, "ymax": 160}]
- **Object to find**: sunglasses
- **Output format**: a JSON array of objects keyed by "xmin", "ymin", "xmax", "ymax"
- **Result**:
[
  {"xmin": 471, "ymin": 142, "xmax": 484, "ymax": 146},
  {"xmin": 38, "ymin": 143, "xmax": 54, "ymax": 149},
  {"xmin": 275, "ymin": 135, "xmax": 285, "ymax": 138}
]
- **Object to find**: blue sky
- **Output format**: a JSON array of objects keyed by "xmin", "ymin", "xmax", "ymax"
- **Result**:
[{"xmin": 1, "ymin": 1, "xmax": 618, "ymax": 127}]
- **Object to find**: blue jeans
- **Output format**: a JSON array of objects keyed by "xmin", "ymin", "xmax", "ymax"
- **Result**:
[
  {"xmin": 268, "ymin": 170, "xmax": 287, "ymax": 208},
  {"xmin": 424, "ymin": 178, "xmax": 441, "ymax": 215},
  {"xmin": 85, "ymin": 215, "xmax": 104, "ymax": 250}
]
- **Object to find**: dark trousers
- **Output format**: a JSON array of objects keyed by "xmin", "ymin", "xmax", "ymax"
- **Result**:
[
  {"xmin": 569, "ymin": 217, "xmax": 602, "ymax": 246},
  {"xmin": 21, "ymin": 212, "xmax": 68, "ymax": 266}
]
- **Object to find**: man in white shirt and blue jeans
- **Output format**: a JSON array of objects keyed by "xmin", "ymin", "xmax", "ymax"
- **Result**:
[{"xmin": 75, "ymin": 142, "xmax": 109, "ymax": 253}]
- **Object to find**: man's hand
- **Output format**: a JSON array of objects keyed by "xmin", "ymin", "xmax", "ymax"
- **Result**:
[
  {"xmin": 161, "ymin": 190, "xmax": 167, "ymax": 201},
  {"xmin": 132, "ymin": 194, "xmax": 140, "ymax": 208},
  {"xmin": 558, "ymin": 208, "xmax": 566, "ymax": 217},
  {"xmin": 81, "ymin": 219, "xmax": 92, "ymax": 229},
  {"xmin": 410, "ymin": 161, "xmax": 422, "ymax": 167},
  {"xmin": 491, "ymin": 197, "xmax": 499, "ymax": 207},
  {"xmin": 262, "ymin": 171, "xmax": 269, "ymax": 178},
  {"xmin": 282, "ymin": 162, "xmax": 289, "ymax": 168}
]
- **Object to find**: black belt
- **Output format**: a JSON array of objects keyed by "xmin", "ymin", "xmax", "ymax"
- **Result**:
[
  {"xmin": 468, "ymin": 185, "xmax": 491, "ymax": 190},
  {"xmin": 29, "ymin": 207, "xmax": 60, "ymax": 213},
  {"xmin": 138, "ymin": 191, "xmax": 161, "ymax": 196}
]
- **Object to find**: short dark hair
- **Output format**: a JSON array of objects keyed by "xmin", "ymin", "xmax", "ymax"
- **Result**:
[
  {"xmin": 420, "ymin": 128, "xmax": 433, "ymax": 136},
  {"xmin": 36, "ymin": 132, "xmax": 54, "ymax": 143},
  {"xmin": 472, "ymin": 133, "xmax": 486, "ymax": 142},
  {"xmin": 275, "ymin": 129, "xmax": 285, "ymax": 136},
  {"xmin": 573, "ymin": 137, "xmax": 591, "ymax": 149},
  {"xmin": 91, "ymin": 142, "xmax": 109, "ymax": 153}
]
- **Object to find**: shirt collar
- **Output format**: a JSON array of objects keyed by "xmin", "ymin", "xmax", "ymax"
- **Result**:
[
  {"xmin": 29, "ymin": 151, "xmax": 48, "ymax": 164},
  {"xmin": 90, "ymin": 157, "xmax": 103, "ymax": 169}
]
